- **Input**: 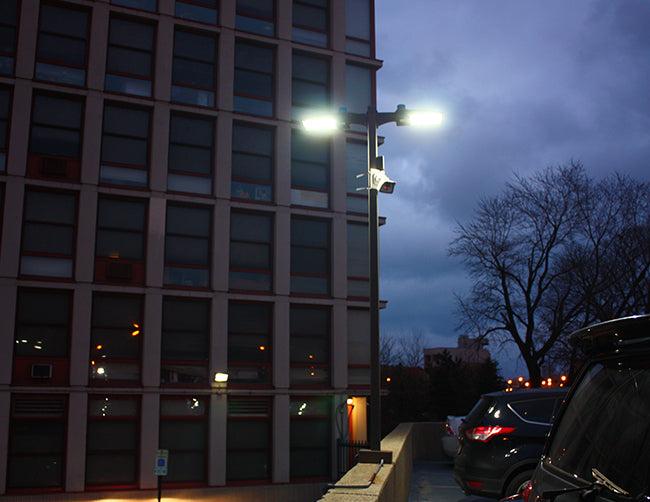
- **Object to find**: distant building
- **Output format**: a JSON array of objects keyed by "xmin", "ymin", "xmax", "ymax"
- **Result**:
[
  {"xmin": 424, "ymin": 335, "xmax": 491, "ymax": 369},
  {"xmin": 0, "ymin": 0, "xmax": 381, "ymax": 497}
]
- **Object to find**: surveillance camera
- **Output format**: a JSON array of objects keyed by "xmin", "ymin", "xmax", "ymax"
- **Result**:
[{"xmin": 369, "ymin": 168, "xmax": 396, "ymax": 194}]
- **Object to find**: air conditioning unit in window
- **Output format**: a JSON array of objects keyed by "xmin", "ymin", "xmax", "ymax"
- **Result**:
[
  {"xmin": 27, "ymin": 154, "xmax": 80, "ymax": 180},
  {"xmin": 31, "ymin": 363, "xmax": 52, "ymax": 379}
]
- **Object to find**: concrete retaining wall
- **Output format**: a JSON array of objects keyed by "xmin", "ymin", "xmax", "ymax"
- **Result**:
[{"xmin": 318, "ymin": 422, "xmax": 446, "ymax": 502}]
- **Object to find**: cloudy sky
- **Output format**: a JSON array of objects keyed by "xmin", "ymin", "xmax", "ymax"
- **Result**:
[{"xmin": 372, "ymin": 0, "xmax": 650, "ymax": 374}]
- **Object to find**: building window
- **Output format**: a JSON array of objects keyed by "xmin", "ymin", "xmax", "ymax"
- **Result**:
[
  {"xmin": 290, "ymin": 306, "xmax": 330, "ymax": 386},
  {"xmin": 291, "ymin": 131, "xmax": 330, "ymax": 208},
  {"xmin": 228, "ymin": 302, "xmax": 272, "ymax": 385},
  {"xmin": 160, "ymin": 397, "xmax": 207, "ymax": 484},
  {"xmin": 347, "ymin": 222, "xmax": 369, "ymax": 298},
  {"xmin": 20, "ymin": 189, "xmax": 76, "ymax": 279},
  {"xmin": 161, "ymin": 298, "xmax": 210, "ymax": 385},
  {"xmin": 346, "ymin": 64, "xmax": 373, "ymax": 113},
  {"xmin": 292, "ymin": 53, "xmax": 329, "ymax": 121},
  {"xmin": 0, "ymin": 85, "xmax": 10, "ymax": 172},
  {"xmin": 236, "ymin": 0, "xmax": 274, "ymax": 37},
  {"xmin": 231, "ymin": 123, "xmax": 273, "ymax": 202},
  {"xmin": 86, "ymin": 396, "xmax": 139, "ymax": 487},
  {"xmin": 164, "ymin": 204, "xmax": 211, "ymax": 288},
  {"xmin": 111, "ymin": 0, "xmax": 156, "ymax": 12},
  {"xmin": 227, "ymin": 398, "xmax": 271, "ymax": 481},
  {"xmin": 346, "ymin": 140, "xmax": 368, "ymax": 214},
  {"xmin": 172, "ymin": 29, "xmax": 217, "ymax": 108},
  {"xmin": 0, "ymin": 0, "xmax": 19, "ymax": 75},
  {"xmin": 90, "ymin": 295, "xmax": 142, "ymax": 384},
  {"xmin": 348, "ymin": 308, "xmax": 370, "ymax": 386},
  {"xmin": 234, "ymin": 41, "xmax": 274, "ymax": 117},
  {"xmin": 100, "ymin": 103, "xmax": 150, "ymax": 187},
  {"xmin": 28, "ymin": 92, "xmax": 83, "ymax": 181},
  {"xmin": 35, "ymin": 3, "xmax": 89, "ymax": 86},
  {"xmin": 176, "ymin": 0, "xmax": 217, "ymax": 24},
  {"xmin": 293, "ymin": 0, "xmax": 328, "ymax": 48},
  {"xmin": 291, "ymin": 217, "xmax": 330, "ymax": 295},
  {"xmin": 168, "ymin": 113, "xmax": 214, "ymax": 195},
  {"xmin": 95, "ymin": 197, "xmax": 146, "ymax": 284},
  {"xmin": 345, "ymin": 0, "xmax": 372, "ymax": 56},
  {"xmin": 290, "ymin": 397, "xmax": 331, "ymax": 479},
  {"xmin": 229, "ymin": 211, "xmax": 272, "ymax": 292},
  {"xmin": 13, "ymin": 288, "xmax": 72, "ymax": 386},
  {"xmin": 105, "ymin": 16, "xmax": 155, "ymax": 97},
  {"xmin": 7, "ymin": 395, "xmax": 67, "ymax": 490}
]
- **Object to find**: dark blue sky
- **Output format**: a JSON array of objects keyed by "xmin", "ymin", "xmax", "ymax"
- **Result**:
[{"xmin": 373, "ymin": 0, "xmax": 650, "ymax": 375}]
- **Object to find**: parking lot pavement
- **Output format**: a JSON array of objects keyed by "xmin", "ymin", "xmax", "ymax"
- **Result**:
[{"xmin": 408, "ymin": 460, "xmax": 494, "ymax": 502}]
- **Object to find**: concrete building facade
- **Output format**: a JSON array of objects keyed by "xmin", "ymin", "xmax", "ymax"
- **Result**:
[{"xmin": 0, "ymin": 0, "xmax": 380, "ymax": 495}]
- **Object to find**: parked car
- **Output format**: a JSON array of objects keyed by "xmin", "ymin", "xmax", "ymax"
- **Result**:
[
  {"xmin": 442, "ymin": 415, "xmax": 465, "ymax": 458},
  {"xmin": 454, "ymin": 387, "xmax": 567, "ymax": 499},
  {"xmin": 515, "ymin": 314, "xmax": 650, "ymax": 502}
]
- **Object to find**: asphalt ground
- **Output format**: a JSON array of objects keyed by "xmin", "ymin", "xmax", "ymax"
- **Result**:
[{"xmin": 408, "ymin": 460, "xmax": 494, "ymax": 502}]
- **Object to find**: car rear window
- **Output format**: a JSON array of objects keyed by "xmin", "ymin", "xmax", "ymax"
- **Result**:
[
  {"xmin": 545, "ymin": 358, "xmax": 650, "ymax": 497},
  {"xmin": 465, "ymin": 396, "xmax": 494, "ymax": 423},
  {"xmin": 509, "ymin": 397, "xmax": 559, "ymax": 424}
]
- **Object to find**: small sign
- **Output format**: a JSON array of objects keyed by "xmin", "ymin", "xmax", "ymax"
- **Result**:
[{"xmin": 154, "ymin": 449, "xmax": 168, "ymax": 476}]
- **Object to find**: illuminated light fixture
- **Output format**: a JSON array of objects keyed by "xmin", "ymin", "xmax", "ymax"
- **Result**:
[
  {"xmin": 97, "ymin": 367, "xmax": 105, "ymax": 375},
  {"xmin": 96, "ymin": 344, "xmax": 102, "ymax": 350},
  {"xmin": 347, "ymin": 398, "xmax": 354, "ymax": 405},
  {"xmin": 507, "ymin": 379, "xmax": 513, "ymax": 385},
  {"xmin": 541, "ymin": 380, "xmax": 546, "ymax": 386},
  {"xmin": 302, "ymin": 115, "xmax": 339, "ymax": 131},
  {"xmin": 518, "ymin": 376, "xmax": 524, "ymax": 383},
  {"xmin": 131, "ymin": 323, "xmax": 140, "ymax": 337},
  {"xmin": 561, "ymin": 375, "xmax": 567, "ymax": 382},
  {"xmin": 524, "ymin": 381, "xmax": 530, "ymax": 388},
  {"xmin": 214, "ymin": 372, "xmax": 228, "ymax": 383},
  {"xmin": 259, "ymin": 346, "xmax": 266, "ymax": 351},
  {"xmin": 404, "ymin": 111, "xmax": 444, "ymax": 126},
  {"xmin": 386, "ymin": 377, "xmax": 391, "ymax": 383}
]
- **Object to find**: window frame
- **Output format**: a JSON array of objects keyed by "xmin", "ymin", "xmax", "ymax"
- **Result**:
[
  {"xmin": 20, "ymin": 188, "xmax": 78, "ymax": 280},
  {"xmin": 100, "ymin": 102, "xmax": 151, "ymax": 188},
  {"xmin": 291, "ymin": 52, "xmax": 330, "ymax": 119},
  {"xmin": 292, "ymin": 0, "xmax": 329, "ymax": 48},
  {"xmin": 171, "ymin": 28, "xmax": 218, "ymax": 108},
  {"xmin": 86, "ymin": 395, "xmax": 140, "ymax": 488},
  {"xmin": 0, "ymin": 0, "xmax": 19, "ymax": 75},
  {"xmin": 347, "ymin": 221, "xmax": 369, "ymax": 299},
  {"xmin": 233, "ymin": 40, "xmax": 275, "ymax": 117},
  {"xmin": 289, "ymin": 305, "xmax": 330, "ymax": 388},
  {"xmin": 94, "ymin": 196, "xmax": 147, "ymax": 285},
  {"xmin": 290, "ymin": 396, "xmax": 331, "ymax": 480},
  {"xmin": 167, "ymin": 112, "xmax": 215, "ymax": 196},
  {"xmin": 291, "ymin": 130, "xmax": 330, "ymax": 209},
  {"xmin": 34, "ymin": 1, "xmax": 90, "ymax": 87},
  {"xmin": 175, "ymin": 0, "xmax": 218, "ymax": 25},
  {"xmin": 0, "ymin": 85, "xmax": 12, "ymax": 172},
  {"xmin": 290, "ymin": 216, "xmax": 331, "ymax": 296},
  {"xmin": 164, "ymin": 203, "xmax": 212, "ymax": 289},
  {"xmin": 105, "ymin": 15, "xmax": 156, "ymax": 98},
  {"xmin": 236, "ymin": 0, "xmax": 275, "ymax": 37},
  {"xmin": 231, "ymin": 121, "xmax": 274, "ymax": 203},
  {"xmin": 229, "ymin": 210, "xmax": 273, "ymax": 293},
  {"xmin": 227, "ymin": 301, "xmax": 273, "ymax": 387}
]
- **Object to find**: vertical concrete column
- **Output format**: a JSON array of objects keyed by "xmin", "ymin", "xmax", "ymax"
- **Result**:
[
  {"xmin": 65, "ymin": 392, "xmax": 88, "ymax": 492},
  {"xmin": 81, "ymin": 92, "xmax": 104, "ymax": 185},
  {"xmin": 149, "ymin": 103, "xmax": 170, "ymax": 193},
  {"xmin": 330, "ymin": 215, "xmax": 347, "ymax": 299},
  {"xmin": 75, "ymin": 189, "xmax": 98, "ymax": 284},
  {"xmin": 208, "ymin": 393, "xmax": 227, "ymax": 486},
  {"xmin": 217, "ymin": 30, "xmax": 235, "ymax": 112},
  {"xmin": 69, "ymin": 283, "xmax": 93, "ymax": 386},
  {"xmin": 273, "ymin": 298, "xmax": 290, "ymax": 390},
  {"xmin": 330, "ymin": 133, "xmax": 348, "ymax": 215},
  {"xmin": 147, "ymin": 196, "xmax": 166, "ymax": 288},
  {"xmin": 142, "ymin": 292, "xmax": 162, "ymax": 388},
  {"xmin": 274, "ymin": 206, "xmax": 291, "ymax": 296},
  {"xmin": 330, "ymin": 0, "xmax": 346, "ymax": 53},
  {"xmin": 154, "ymin": 16, "xmax": 174, "ymax": 103},
  {"xmin": 331, "ymin": 302, "xmax": 348, "ymax": 389},
  {"xmin": 212, "ymin": 201, "xmax": 230, "ymax": 293},
  {"xmin": 272, "ymin": 393, "xmax": 290, "ymax": 483},
  {"xmin": 275, "ymin": 42, "xmax": 292, "ymax": 124},
  {"xmin": 210, "ymin": 294, "xmax": 228, "ymax": 383},
  {"xmin": 0, "ymin": 283, "xmax": 17, "ymax": 385},
  {"xmin": 139, "ymin": 392, "xmax": 160, "ymax": 489},
  {"xmin": 214, "ymin": 113, "xmax": 233, "ymax": 203},
  {"xmin": 275, "ymin": 123, "xmax": 292, "ymax": 209},
  {"xmin": 14, "ymin": 0, "xmax": 38, "ymax": 80},
  {"xmin": 0, "ymin": 391, "xmax": 10, "ymax": 494},
  {"xmin": 5, "ymin": 85, "xmax": 30, "ymax": 177},
  {"xmin": 86, "ymin": 2, "xmax": 109, "ymax": 91}
]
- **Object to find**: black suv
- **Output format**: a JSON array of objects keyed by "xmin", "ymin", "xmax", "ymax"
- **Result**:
[
  {"xmin": 454, "ymin": 387, "xmax": 568, "ymax": 499},
  {"xmin": 519, "ymin": 315, "xmax": 650, "ymax": 502}
]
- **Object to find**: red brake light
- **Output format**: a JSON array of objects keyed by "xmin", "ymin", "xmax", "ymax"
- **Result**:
[
  {"xmin": 521, "ymin": 481, "xmax": 533, "ymax": 502},
  {"xmin": 465, "ymin": 426, "xmax": 516, "ymax": 442}
]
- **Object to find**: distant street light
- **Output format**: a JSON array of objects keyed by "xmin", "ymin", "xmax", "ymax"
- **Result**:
[{"xmin": 303, "ymin": 104, "xmax": 443, "ymax": 451}]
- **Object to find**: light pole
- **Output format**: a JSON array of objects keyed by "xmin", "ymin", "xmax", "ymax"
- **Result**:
[{"xmin": 303, "ymin": 105, "xmax": 443, "ymax": 451}]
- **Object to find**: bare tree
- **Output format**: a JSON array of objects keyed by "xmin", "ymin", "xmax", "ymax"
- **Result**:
[
  {"xmin": 449, "ymin": 162, "xmax": 650, "ymax": 385},
  {"xmin": 381, "ymin": 328, "xmax": 425, "ymax": 367}
]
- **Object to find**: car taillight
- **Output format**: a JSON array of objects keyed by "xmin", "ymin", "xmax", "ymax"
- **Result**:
[
  {"xmin": 521, "ymin": 481, "xmax": 533, "ymax": 502},
  {"xmin": 464, "ymin": 425, "xmax": 516, "ymax": 442}
]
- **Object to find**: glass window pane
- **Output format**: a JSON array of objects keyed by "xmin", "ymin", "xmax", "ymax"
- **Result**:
[
  {"xmin": 166, "ymin": 205, "xmax": 211, "ymax": 236},
  {"xmin": 98, "ymin": 198, "xmax": 146, "ymax": 230}
]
